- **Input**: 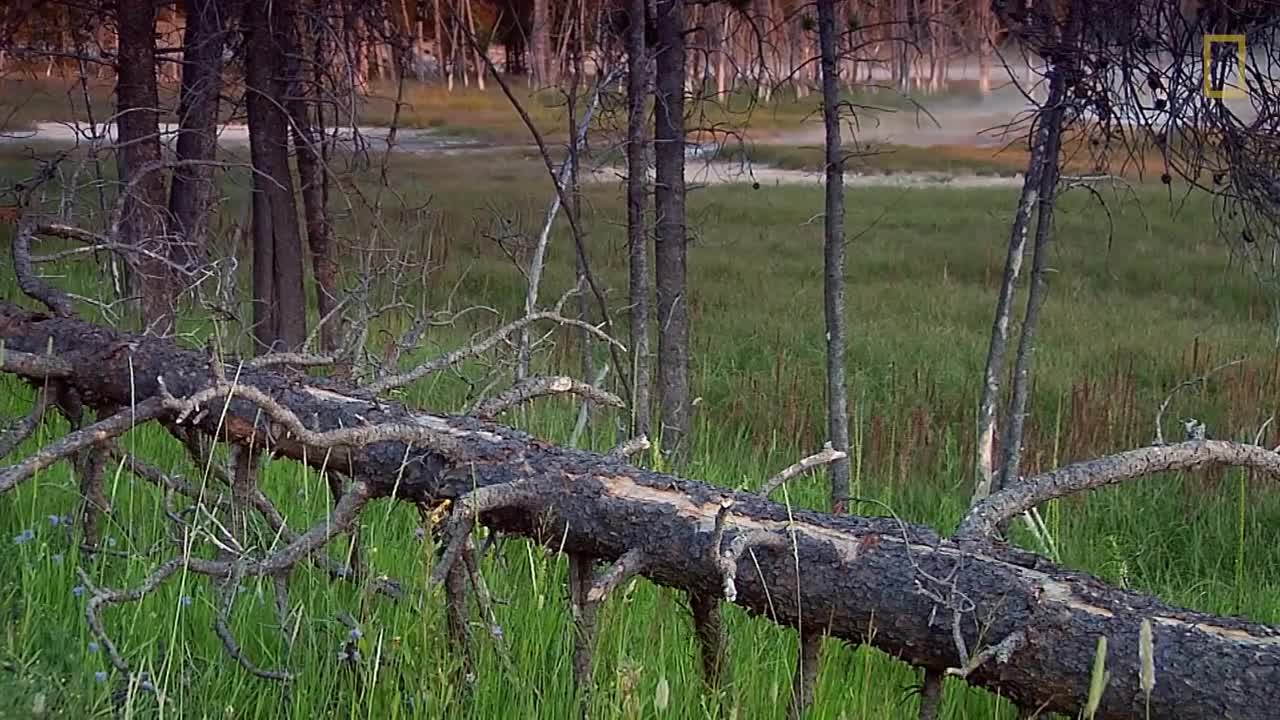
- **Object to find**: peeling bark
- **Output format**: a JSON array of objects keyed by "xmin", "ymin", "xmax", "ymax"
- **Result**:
[{"xmin": 2, "ymin": 306, "xmax": 1280, "ymax": 720}]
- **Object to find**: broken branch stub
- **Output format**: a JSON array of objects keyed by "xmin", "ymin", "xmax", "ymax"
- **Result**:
[{"xmin": 2, "ymin": 305, "xmax": 1280, "ymax": 719}]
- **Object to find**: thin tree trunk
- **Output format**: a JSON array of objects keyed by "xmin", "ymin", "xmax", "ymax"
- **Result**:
[
  {"xmin": 971, "ymin": 137, "xmax": 1049, "ymax": 503},
  {"xmin": 627, "ymin": 0, "xmax": 652, "ymax": 439},
  {"xmin": 244, "ymin": 0, "xmax": 308, "ymax": 353},
  {"xmin": 817, "ymin": 0, "xmax": 851, "ymax": 512},
  {"xmin": 995, "ymin": 64, "xmax": 1068, "ymax": 495},
  {"xmin": 977, "ymin": 0, "xmax": 994, "ymax": 96},
  {"xmin": 465, "ymin": 0, "xmax": 485, "ymax": 91},
  {"xmin": 654, "ymin": 0, "xmax": 689, "ymax": 462},
  {"xmin": 713, "ymin": 4, "xmax": 727, "ymax": 97},
  {"xmin": 532, "ymin": 0, "xmax": 551, "ymax": 86},
  {"xmin": 167, "ymin": 0, "xmax": 230, "ymax": 268},
  {"xmin": 434, "ymin": 0, "xmax": 448, "ymax": 85},
  {"xmin": 286, "ymin": 0, "xmax": 340, "ymax": 354},
  {"xmin": 567, "ymin": 45, "xmax": 596, "ymax": 444},
  {"xmin": 116, "ymin": 0, "xmax": 173, "ymax": 335}
]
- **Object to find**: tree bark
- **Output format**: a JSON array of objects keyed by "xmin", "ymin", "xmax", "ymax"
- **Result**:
[
  {"xmin": 627, "ymin": 0, "xmax": 652, "ymax": 440},
  {"xmin": 654, "ymin": 0, "xmax": 689, "ymax": 462},
  {"xmin": 116, "ymin": 0, "xmax": 174, "ymax": 335},
  {"xmin": 167, "ymin": 0, "xmax": 231, "ymax": 268},
  {"xmin": 244, "ymin": 0, "xmax": 308, "ymax": 353},
  {"xmin": 286, "ymin": 0, "xmax": 341, "ymax": 355},
  {"xmin": 817, "ymin": 0, "xmax": 851, "ymax": 513},
  {"xmin": 972, "ymin": 130, "xmax": 1049, "ymax": 503},
  {"xmin": 3, "ymin": 304, "xmax": 1280, "ymax": 720},
  {"xmin": 531, "ymin": 0, "xmax": 552, "ymax": 86},
  {"xmin": 996, "ymin": 64, "xmax": 1068, "ymax": 494}
]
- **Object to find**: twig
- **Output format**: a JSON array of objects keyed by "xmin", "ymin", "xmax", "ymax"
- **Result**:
[
  {"xmin": 470, "ymin": 375, "xmax": 623, "ymax": 419},
  {"xmin": 82, "ymin": 561, "xmax": 183, "ymax": 677},
  {"xmin": 364, "ymin": 295, "xmax": 624, "ymax": 395},
  {"xmin": 213, "ymin": 562, "xmax": 293, "ymax": 682},
  {"xmin": 0, "ymin": 385, "xmax": 50, "ymax": 458},
  {"xmin": 585, "ymin": 547, "xmax": 648, "ymax": 603},
  {"xmin": 0, "ymin": 397, "xmax": 167, "ymax": 494},
  {"xmin": 946, "ymin": 631, "xmax": 1025, "ymax": 679},
  {"xmin": 760, "ymin": 443, "xmax": 848, "ymax": 497},
  {"xmin": 1153, "ymin": 359, "xmax": 1244, "ymax": 445}
]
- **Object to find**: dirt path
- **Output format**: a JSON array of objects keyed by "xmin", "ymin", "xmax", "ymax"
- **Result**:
[{"xmin": 589, "ymin": 162, "xmax": 1024, "ymax": 188}]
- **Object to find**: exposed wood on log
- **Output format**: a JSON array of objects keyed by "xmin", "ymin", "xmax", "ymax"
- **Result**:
[{"xmin": 2, "ymin": 304, "xmax": 1280, "ymax": 719}]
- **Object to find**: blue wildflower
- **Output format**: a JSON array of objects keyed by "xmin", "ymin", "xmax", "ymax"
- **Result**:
[
  {"xmin": 72, "ymin": 585, "xmax": 85, "ymax": 598},
  {"xmin": 94, "ymin": 671, "xmax": 107, "ymax": 683},
  {"xmin": 48, "ymin": 515, "xmax": 61, "ymax": 527},
  {"xmin": 13, "ymin": 529, "xmax": 34, "ymax": 545},
  {"xmin": 88, "ymin": 641, "xmax": 99, "ymax": 653},
  {"xmin": 180, "ymin": 595, "xmax": 193, "ymax": 607},
  {"xmin": 347, "ymin": 627, "xmax": 363, "ymax": 641}
]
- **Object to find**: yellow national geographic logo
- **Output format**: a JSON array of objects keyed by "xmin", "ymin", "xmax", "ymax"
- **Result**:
[{"xmin": 1203, "ymin": 34, "xmax": 1247, "ymax": 99}]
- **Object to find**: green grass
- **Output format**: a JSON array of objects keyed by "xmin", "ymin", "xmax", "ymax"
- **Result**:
[{"xmin": 3, "ymin": 146, "xmax": 1280, "ymax": 719}]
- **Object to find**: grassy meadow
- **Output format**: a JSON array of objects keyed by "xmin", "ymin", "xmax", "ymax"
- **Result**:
[{"xmin": 2, "ymin": 132, "xmax": 1280, "ymax": 720}]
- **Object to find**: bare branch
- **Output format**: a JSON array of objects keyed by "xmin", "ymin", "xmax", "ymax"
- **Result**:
[
  {"xmin": 586, "ymin": 547, "xmax": 649, "ymax": 604},
  {"xmin": 0, "ymin": 385, "xmax": 50, "ymax": 458},
  {"xmin": 0, "ymin": 346, "xmax": 73, "ymax": 379},
  {"xmin": 471, "ymin": 375, "xmax": 623, "ymax": 419},
  {"xmin": 0, "ymin": 397, "xmax": 167, "ymax": 494},
  {"xmin": 959, "ymin": 442, "xmax": 1280, "ymax": 540},
  {"xmin": 364, "ymin": 303, "xmax": 625, "ymax": 395},
  {"xmin": 946, "ymin": 631, "xmax": 1026, "ymax": 679},
  {"xmin": 760, "ymin": 443, "xmax": 848, "ymax": 498},
  {"xmin": 247, "ymin": 353, "xmax": 336, "ymax": 369},
  {"xmin": 1153, "ymin": 359, "xmax": 1245, "ymax": 445},
  {"xmin": 13, "ymin": 219, "xmax": 76, "ymax": 317}
]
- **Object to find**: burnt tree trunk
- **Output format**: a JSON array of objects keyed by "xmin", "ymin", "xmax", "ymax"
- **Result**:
[
  {"xmin": 626, "ymin": 0, "xmax": 652, "ymax": 439},
  {"xmin": 116, "ymin": 0, "xmax": 174, "ymax": 335},
  {"xmin": 653, "ymin": 0, "xmax": 689, "ymax": 462},
  {"xmin": 244, "ymin": 0, "xmax": 308, "ymax": 353},
  {"xmin": 817, "ymin": 0, "xmax": 851, "ymax": 513},
  {"xmin": 166, "ymin": 0, "xmax": 231, "ymax": 265},
  {"xmin": 2, "ymin": 304, "xmax": 1280, "ymax": 720}
]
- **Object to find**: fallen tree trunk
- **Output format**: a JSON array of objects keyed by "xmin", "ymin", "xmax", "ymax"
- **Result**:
[{"xmin": 2, "ymin": 303, "xmax": 1279, "ymax": 719}]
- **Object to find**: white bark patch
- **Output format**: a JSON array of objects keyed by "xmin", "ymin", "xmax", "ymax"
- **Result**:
[
  {"xmin": 303, "ymin": 387, "xmax": 371, "ymax": 405},
  {"xmin": 412, "ymin": 413, "xmax": 504, "ymax": 443},
  {"xmin": 1153, "ymin": 617, "xmax": 1280, "ymax": 647}
]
